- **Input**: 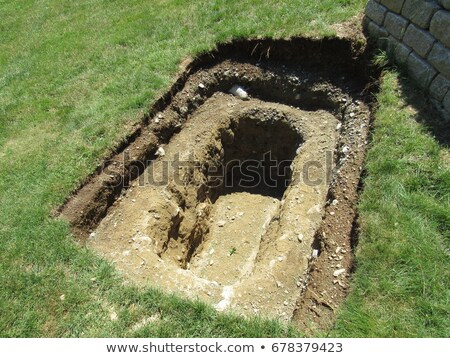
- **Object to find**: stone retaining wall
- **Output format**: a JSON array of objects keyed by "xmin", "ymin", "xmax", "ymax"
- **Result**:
[{"xmin": 364, "ymin": 0, "xmax": 450, "ymax": 120}]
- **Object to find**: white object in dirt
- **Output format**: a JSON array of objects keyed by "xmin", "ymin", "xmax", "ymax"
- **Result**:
[
  {"xmin": 312, "ymin": 249, "xmax": 319, "ymax": 258},
  {"xmin": 155, "ymin": 147, "xmax": 165, "ymax": 157},
  {"xmin": 215, "ymin": 286, "xmax": 234, "ymax": 311},
  {"xmin": 333, "ymin": 268, "xmax": 346, "ymax": 277},
  {"xmin": 229, "ymin": 85, "xmax": 249, "ymax": 100}
]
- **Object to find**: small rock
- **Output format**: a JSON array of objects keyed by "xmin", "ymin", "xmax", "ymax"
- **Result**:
[
  {"xmin": 297, "ymin": 234, "xmax": 304, "ymax": 242},
  {"xmin": 341, "ymin": 146, "xmax": 350, "ymax": 154},
  {"xmin": 155, "ymin": 147, "xmax": 165, "ymax": 157},
  {"xmin": 336, "ymin": 122, "xmax": 342, "ymax": 130},
  {"xmin": 198, "ymin": 83, "xmax": 205, "ymax": 89},
  {"xmin": 312, "ymin": 249, "xmax": 319, "ymax": 258},
  {"xmin": 333, "ymin": 268, "xmax": 346, "ymax": 277},
  {"xmin": 279, "ymin": 234, "xmax": 289, "ymax": 241},
  {"xmin": 217, "ymin": 220, "xmax": 226, "ymax": 227},
  {"xmin": 59, "ymin": 294, "xmax": 65, "ymax": 301},
  {"xmin": 332, "ymin": 199, "xmax": 339, "ymax": 206}
]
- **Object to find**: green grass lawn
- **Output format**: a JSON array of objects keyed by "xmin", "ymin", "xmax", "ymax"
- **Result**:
[
  {"xmin": 333, "ymin": 70, "xmax": 449, "ymax": 337},
  {"xmin": 0, "ymin": 0, "xmax": 448, "ymax": 337}
]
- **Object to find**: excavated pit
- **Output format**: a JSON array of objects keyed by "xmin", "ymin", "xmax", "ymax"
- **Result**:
[{"xmin": 58, "ymin": 37, "xmax": 379, "ymax": 330}]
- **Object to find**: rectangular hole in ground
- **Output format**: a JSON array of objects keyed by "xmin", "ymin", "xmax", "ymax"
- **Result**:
[{"xmin": 58, "ymin": 37, "xmax": 378, "ymax": 327}]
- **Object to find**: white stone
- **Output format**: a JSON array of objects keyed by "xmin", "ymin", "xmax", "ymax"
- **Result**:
[
  {"xmin": 333, "ymin": 268, "xmax": 346, "ymax": 277},
  {"xmin": 155, "ymin": 147, "xmax": 165, "ymax": 157},
  {"xmin": 341, "ymin": 146, "xmax": 350, "ymax": 154}
]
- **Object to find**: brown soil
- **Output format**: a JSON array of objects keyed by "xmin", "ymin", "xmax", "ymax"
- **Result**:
[
  {"xmin": 332, "ymin": 14, "xmax": 365, "ymax": 40},
  {"xmin": 56, "ymin": 36, "xmax": 380, "ymax": 332}
]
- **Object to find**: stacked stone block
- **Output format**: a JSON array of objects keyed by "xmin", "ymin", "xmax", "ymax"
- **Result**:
[{"xmin": 364, "ymin": 0, "xmax": 450, "ymax": 120}]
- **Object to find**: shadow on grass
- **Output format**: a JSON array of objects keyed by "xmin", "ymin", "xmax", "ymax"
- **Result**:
[{"xmin": 392, "ymin": 70, "xmax": 449, "ymax": 148}]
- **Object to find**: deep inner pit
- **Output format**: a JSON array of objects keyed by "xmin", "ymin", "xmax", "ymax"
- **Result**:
[
  {"xmin": 59, "ymin": 38, "xmax": 376, "ymax": 329},
  {"xmin": 217, "ymin": 116, "xmax": 300, "ymax": 200},
  {"xmin": 168, "ymin": 109, "xmax": 303, "ymax": 267}
]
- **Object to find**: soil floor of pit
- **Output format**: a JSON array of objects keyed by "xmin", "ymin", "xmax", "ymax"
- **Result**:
[{"xmin": 189, "ymin": 193, "xmax": 279, "ymax": 286}]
